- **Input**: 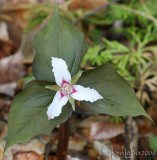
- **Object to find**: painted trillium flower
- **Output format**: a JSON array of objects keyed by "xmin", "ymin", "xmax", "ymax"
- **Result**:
[{"xmin": 47, "ymin": 57, "xmax": 103, "ymax": 119}]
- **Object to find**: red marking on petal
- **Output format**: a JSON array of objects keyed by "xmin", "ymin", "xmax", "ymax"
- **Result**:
[
  {"xmin": 60, "ymin": 91, "xmax": 65, "ymax": 98},
  {"xmin": 61, "ymin": 79, "xmax": 69, "ymax": 87},
  {"xmin": 71, "ymin": 87, "xmax": 77, "ymax": 94},
  {"xmin": 60, "ymin": 91, "xmax": 68, "ymax": 98}
]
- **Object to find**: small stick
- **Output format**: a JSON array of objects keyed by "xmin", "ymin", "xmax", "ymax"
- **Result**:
[{"xmin": 125, "ymin": 116, "xmax": 138, "ymax": 160}]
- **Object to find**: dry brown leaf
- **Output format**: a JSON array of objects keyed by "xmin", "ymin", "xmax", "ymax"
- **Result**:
[
  {"xmin": 22, "ymin": 31, "xmax": 36, "ymax": 65},
  {"xmin": 79, "ymin": 116, "xmax": 109, "ymax": 128},
  {"xmin": 0, "ymin": 21, "xmax": 16, "ymax": 59},
  {"xmin": 147, "ymin": 104, "xmax": 157, "ymax": 124},
  {"xmin": 78, "ymin": 116, "xmax": 109, "ymax": 140},
  {"xmin": 69, "ymin": 0, "xmax": 108, "ymax": 10},
  {"xmin": 68, "ymin": 136, "xmax": 86, "ymax": 151},
  {"xmin": 90, "ymin": 122, "xmax": 124, "ymax": 140},
  {"xmin": 0, "ymin": 22, "xmax": 9, "ymax": 41},
  {"xmin": 138, "ymin": 120, "xmax": 157, "ymax": 135},
  {"xmin": 0, "ymin": 82, "xmax": 17, "ymax": 96},
  {"xmin": 4, "ymin": 139, "xmax": 45, "ymax": 160},
  {"xmin": 0, "ymin": 40, "xmax": 15, "ymax": 59},
  {"xmin": 0, "ymin": 51, "xmax": 25, "ymax": 84},
  {"xmin": 0, "ymin": 4, "xmax": 26, "ymax": 57},
  {"xmin": 94, "ymin": 141, "xmax": 120, "ymax": 160},
  {"xmin": 13, "ymin": 151, "xmax": 43, "ymax": 160}
]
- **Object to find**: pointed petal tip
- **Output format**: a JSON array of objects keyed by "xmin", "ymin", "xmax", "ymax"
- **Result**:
[
  {"xmin": 71, "ymin": 85, "xmax": 103, "ymax": 103},
  {"xmin": 46, "ymin": 108, "xmax": 62, "ymax": 120},
  {"xmin": 51, "ymin": 57, "xmax": 59, "ymax": 62},
  {"xmin": 84, "ymin": 87, "xmax": 103, "ymax": 102},
  {"xmin": 51, "ymin": 57, "xmax": 58, "ymax": 60},
  {"xmin": 51, "ymin": 57, "xmax": 55, "ymax": 60},
  {"xmin": 98, "ymin": 94, "xmax": 103, "ymax": 100}
]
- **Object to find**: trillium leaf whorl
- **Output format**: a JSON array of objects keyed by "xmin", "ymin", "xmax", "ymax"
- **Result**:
[{"xmin": 6, "ymin": 7, "xmax": 152, "ymax": 152}]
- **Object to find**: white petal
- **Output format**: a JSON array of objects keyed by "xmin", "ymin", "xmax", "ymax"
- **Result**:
[
  {"xmin": 52, "ymin": 57, "xmax": 71, "ymax": 86},
  {"xmin": 47, "ymin": 91, "xmax": 68, "ymax": 119},
  {"xmin": 71, "ymin": 85, "xmax": 103, "ymax": 102}
]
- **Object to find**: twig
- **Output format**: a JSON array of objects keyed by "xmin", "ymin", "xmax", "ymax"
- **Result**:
[{"xmin": 125, "ymin": 116, "xmax": 138, "ymax": 160}]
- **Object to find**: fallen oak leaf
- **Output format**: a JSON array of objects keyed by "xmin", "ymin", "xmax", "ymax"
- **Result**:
[
  {"xmin": 94, "ymin": 141, "xmax": 120, "ymax": 160},
  {"xmin": 90, "ymin": 121, "xmax": 124, "ymax": 140},
  {"xmin": 13, "ymin": 151, "xmax": 44, "ymax": 160}
]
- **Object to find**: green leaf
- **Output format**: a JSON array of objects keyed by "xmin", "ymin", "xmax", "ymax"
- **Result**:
[
  {"xmin": 69, "ymin": 97, "xmax": 75, "ymax": 111},
  {"xmin": 5, "ymin": 80, "xmax": 72, "ymax": 150},
  {"xmin": 77, "ymin": 64, "xmax": 150, "ymax": 118},
  {"xmin": 149, "ymin": 135, "xmax": 157, "ymax": 151},
  {"xmin": 103, "ymin": 39, "xmax": 129, "ymax": 53},
  {"xmin": 32, "ymin": 8, "xmax": 88, "ymax": 82}
]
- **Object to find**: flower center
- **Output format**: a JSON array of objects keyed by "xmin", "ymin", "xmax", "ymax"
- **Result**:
[{"xmin": 61, "ymin": 83, "xmax": 72, "ymax": 95}]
